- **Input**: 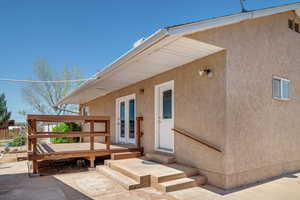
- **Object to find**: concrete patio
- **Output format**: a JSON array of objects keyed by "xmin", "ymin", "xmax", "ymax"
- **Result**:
[{"xmin": 0, "ymin": 161, "xmax": 300, "ymax": 200}]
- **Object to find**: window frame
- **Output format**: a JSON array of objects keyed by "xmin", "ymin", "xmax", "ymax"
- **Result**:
[{"xmin": 272, "ymin": 76, "xmax": 290, "ymax": 101}]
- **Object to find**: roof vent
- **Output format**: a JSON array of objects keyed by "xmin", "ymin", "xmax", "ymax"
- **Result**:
[{"xmin": 133, "ymin": 38, "xmax": 145, "ymax": 48}]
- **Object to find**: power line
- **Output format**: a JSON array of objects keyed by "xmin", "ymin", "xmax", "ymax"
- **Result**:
[{"xmin": 0, "ymin": 77, "xmax": 96, "ymax": 83}]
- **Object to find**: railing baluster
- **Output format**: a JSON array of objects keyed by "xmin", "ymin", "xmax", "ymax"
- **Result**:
[
  {"xmin": 90, "ymin": 121, "xmax": 94, "ymax": 151},
  {"xmin": 106, "ymin": 120, "xmax": 110, "ymax": 150}
]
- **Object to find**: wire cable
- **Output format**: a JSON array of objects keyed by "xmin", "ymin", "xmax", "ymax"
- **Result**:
[{"xmin": 0, "ymin": 77, "xmax": 96, "ymax": 83}]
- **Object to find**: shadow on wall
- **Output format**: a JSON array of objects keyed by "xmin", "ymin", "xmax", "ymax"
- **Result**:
[
  {"xmin": 0, "ymin": 173, "xmax": 92, "ymax": 200},
  {"xmin": 202, "ymin": 170, "xmax": 300, "ymax": 196}
]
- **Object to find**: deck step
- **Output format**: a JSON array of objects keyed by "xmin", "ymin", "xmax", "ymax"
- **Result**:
[
  {"xmin": 111, "ymin": 152, "xmax": 141, "ymax": 160},
  {"xmin": 154, "ymin": 175, "xmax": 206, "ymax": 192},
  {"xmin": 96, "ymin": 166, "xmax": 144, "ymax": 190},
  {"xmin": 145, "ymin": 152, "xmax": 176, "ymax": 164}
]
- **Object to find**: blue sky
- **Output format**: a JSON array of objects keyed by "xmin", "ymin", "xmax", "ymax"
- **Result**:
[{"xmin": 0, "ymin": 0, "xmax": 299, "ymax": 122}]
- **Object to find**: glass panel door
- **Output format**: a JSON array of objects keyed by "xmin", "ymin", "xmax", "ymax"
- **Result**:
[
  {"xmin": 116, "ymin": 94, "xmax": 136, "ymax": 144},
  {"xmin": 163, "ymin": 90, "xmax": 172, "ymax": 119},
  {"xmin": 128, "ymin": 99, "xmax": 135, "ymax": 142},
  {"xmin": 118, "ymin": 100, "xmax": 126, "ymax": 143}
]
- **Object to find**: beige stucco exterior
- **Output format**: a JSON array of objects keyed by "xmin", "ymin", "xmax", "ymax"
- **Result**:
[
  {"xmin": 82, "ymin": 11, "xmax": 300, "ymax": 189},
  {"xmin": 188, "ymin": 10, "xmax": 300, "ymax": 189}
]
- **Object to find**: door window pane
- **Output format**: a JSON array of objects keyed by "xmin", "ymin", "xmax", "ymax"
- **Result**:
[
  {"xmin": 163, "ymin": 90, "xmax": 172, "ymax": 119},
  {"xmin": 120, "ymin": 102, "xmax": 125, "ymax": 138},
  {"xmin": 129, "ymin": 99, "xmax": 135, "ymax": 139},
  {"xmin": 282, "ymin": 80, "xmax": 289, "ymax": 99},
  {"xmin": 272, "ymin": 79, "xmax": 281, "ymax": 98}
]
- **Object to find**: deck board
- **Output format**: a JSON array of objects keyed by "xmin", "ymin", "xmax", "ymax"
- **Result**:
[{"xmin": 36, "ymin": 142, "xmax": 136, "ymax": 154}]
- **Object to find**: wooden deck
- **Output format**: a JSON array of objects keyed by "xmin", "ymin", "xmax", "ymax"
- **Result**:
[
  {"xmin": 28, "ymin": 142, "xmax": 140, "ymax": 163},
  {"xmin": 27, "ymin": 114, "xmax": 144, "ymax": 174},
  {"xmin": 36, "ymin": 143, "xmax": 136, "ymax": 154}
]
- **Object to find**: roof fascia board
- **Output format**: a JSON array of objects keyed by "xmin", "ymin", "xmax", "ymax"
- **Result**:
[{"xmin": 167, "ymin": 3, "xmax": 300, "ymax": 36}]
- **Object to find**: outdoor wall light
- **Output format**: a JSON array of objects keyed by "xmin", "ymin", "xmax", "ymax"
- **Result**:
[
  {"xmin": 139, "ymin": 88, "xmax": 145, "ymax": 94},
  {"xmin": 198, "ymin": 69, "xmax": 213, "ymax": 78}
]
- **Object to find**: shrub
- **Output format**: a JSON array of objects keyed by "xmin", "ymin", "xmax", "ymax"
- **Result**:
[
  {"xmin": 12, "ymin": 135, "xmax": 26, "ymax": 147},
  {"xmin": 51, "ymin": 122, "xmax": 81, "ymax": 144},
  {"xmin": 4, "ymin": 146, "xmax": 10, "ymax": 153}
]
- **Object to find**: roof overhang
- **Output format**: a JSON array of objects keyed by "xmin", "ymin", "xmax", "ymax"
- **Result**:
[
  {"xmin": 56, "ymin": 2, "xmax": 300, "ymax": 105},
  {"xmin": 57, "ymin": 36, "xmax": 224, "ymax": 104}
]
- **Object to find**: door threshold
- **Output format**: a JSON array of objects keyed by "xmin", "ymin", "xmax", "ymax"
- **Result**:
[{"xmin": 156, "ymin": 148, "xmax": 174, "ymax": 154}]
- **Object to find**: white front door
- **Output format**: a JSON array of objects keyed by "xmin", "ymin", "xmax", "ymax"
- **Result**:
[
  {"xmin": 116, "ymin": 94, "xmax": 136, "ymax": 144},
  {"xmin": 155, "ymin": 80, "xmax": 174, "ymax": 153}
]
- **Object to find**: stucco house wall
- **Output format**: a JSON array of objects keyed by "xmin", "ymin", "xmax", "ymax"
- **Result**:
[
  {"xmin": 85, "ymin": 51, "xmax": 227, "ymax": 188},
  {"xmin": 188, "ymin": 11, "xmax": 300, "ymax": 188},
  {"xmin": 82, "ymin": 10, "xmax": 300, "ymax": 189}
]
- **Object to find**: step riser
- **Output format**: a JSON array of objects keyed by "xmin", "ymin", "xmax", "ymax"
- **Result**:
[
  {"xmin": 193, "ymin": 176, "xmax": 207, "ymax": 186},
  {"xmin": 151, "ymin": 173, "xmax": 186, "ymax": 184},
  {"xmin": 104, "ymin": 160, "xmax": 150, "ymax": 185},
  {"xmin": 110, "ymin": 163, "xmax": 141, "ymax": 182},
  {"xmin": 154, "ymin": 181, "xmax": 197, "ymax": 193},
  {"xmin": 111, "ymin": 152, "xmax": 141, "ymax": 160},
  {"xmin": 97, "ymin": 166, "xmax": 145, "ymax": 190},
  {"xmin": 145, "ymin": 153, "xmax": 176, "ymax": 164}
]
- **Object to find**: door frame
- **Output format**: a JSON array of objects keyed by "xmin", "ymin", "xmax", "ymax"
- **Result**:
[
  {"xmin": 154, "ymin": 80, "xmax": 175, "ymax": 153},
  {"xmin": 115, "ymin": 93, "xmax": 136, "ymax": 144}
]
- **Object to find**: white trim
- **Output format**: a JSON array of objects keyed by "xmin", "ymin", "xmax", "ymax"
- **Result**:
[
  {"xmin": 167, "ymin": 3, "xmax": 300, "ymax": 35},
  {"xmin": 115, "ymin": 93, "xmax": 136, "ymax": 144},
  {"xmin": 154, "ymin": 80, "xmax": 175, "ymax": 154}
]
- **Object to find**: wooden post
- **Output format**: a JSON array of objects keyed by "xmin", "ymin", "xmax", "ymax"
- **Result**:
[
  {"xmin": 89, "ymin": 156, "xmax": 95, "ymax": 168},
  {"xmin": 27, "ymin": 119, "xmax": 32, "ymax": 151},
  {"xmin": 106, "ymin": 120, "xmax": 110, "ymax": 150},
  {"xmin": 90, "ymin": 121, "xmax": 94, "ymax": 151},
  {"xmin": 136, "ymin": 117, "xmax": 143, "ymax": 149},
  {"xmin": 32, "ymin": 119, "xmax": 38, "ymax": 174}
]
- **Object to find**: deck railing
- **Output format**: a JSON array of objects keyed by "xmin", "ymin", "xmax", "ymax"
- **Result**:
[{"xmin": 27, "ymin": 114, "xmax": 111, "ymax": 173}]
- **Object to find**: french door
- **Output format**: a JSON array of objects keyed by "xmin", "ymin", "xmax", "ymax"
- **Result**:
[{"xmin": 116, "ymin": 94, "xmax": 136, "ymax": 144}]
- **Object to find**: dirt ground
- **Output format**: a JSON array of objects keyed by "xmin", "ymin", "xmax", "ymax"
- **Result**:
[{"xmin": 1, "ymin": 161, "xmax": 300, "ymax": 200}]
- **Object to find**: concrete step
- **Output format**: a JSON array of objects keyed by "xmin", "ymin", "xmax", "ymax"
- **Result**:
[
  {"xmin": 109, "ymin": 161, "xmax": 143, "ymax": 182},
  {"xmin": 191, "ymin": 175, "xmax": 207, "ymax": 186},
  {"xmin": 154, "ymin": 177, "xmax": 197, "ymax": 192},
  {"xmin": 111, "ymin": 152, "xmax": 141, "ymax": 160},
  {"xmin": 96, "ymin": 166, "xmax": 144, "ymax": 190},
  {"xmin": 102, "ymin": 159, "xmax": 151, "ymax": 187},
  {"xmin": 167, "ymin": 163, "xmax": 199, "ymax": 177},
  {"xmin": 145, "ymin": 152, "xmax": 176, "ymax": 164},
  {"xmin": 151, "ymin": 163, "xmax": 199, "ymax": 184},
  {"xmin": 154, "ymin": 175, "xmax": 206, "ymax": 192}
]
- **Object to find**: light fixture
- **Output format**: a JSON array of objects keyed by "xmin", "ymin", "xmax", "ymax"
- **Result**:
[
  {"xmin": 139, "ymin": 88, "xmax": 145, "ymax": 94},
  {"xmin": 198, "ymin": 69, "xmax": 213, "ymax": 78}
]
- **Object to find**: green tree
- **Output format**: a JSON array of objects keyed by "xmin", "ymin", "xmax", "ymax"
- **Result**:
[
  {"xmin": 21, "ymin": 59, "xmax": 82, "ymax": 115},
  {"xmin": 0, "ymin": 93, "xmax": 11, "ymax": 126}
]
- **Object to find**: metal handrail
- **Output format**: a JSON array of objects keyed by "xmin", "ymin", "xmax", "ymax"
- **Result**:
[{"xmin": 172, "ymin": 128, "xmax": 222, "ymax": 153}]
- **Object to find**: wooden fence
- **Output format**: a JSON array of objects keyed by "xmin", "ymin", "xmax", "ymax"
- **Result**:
[{"xmin": 0, "ymin": 129, "xmax": 20, "ymax": 139}]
